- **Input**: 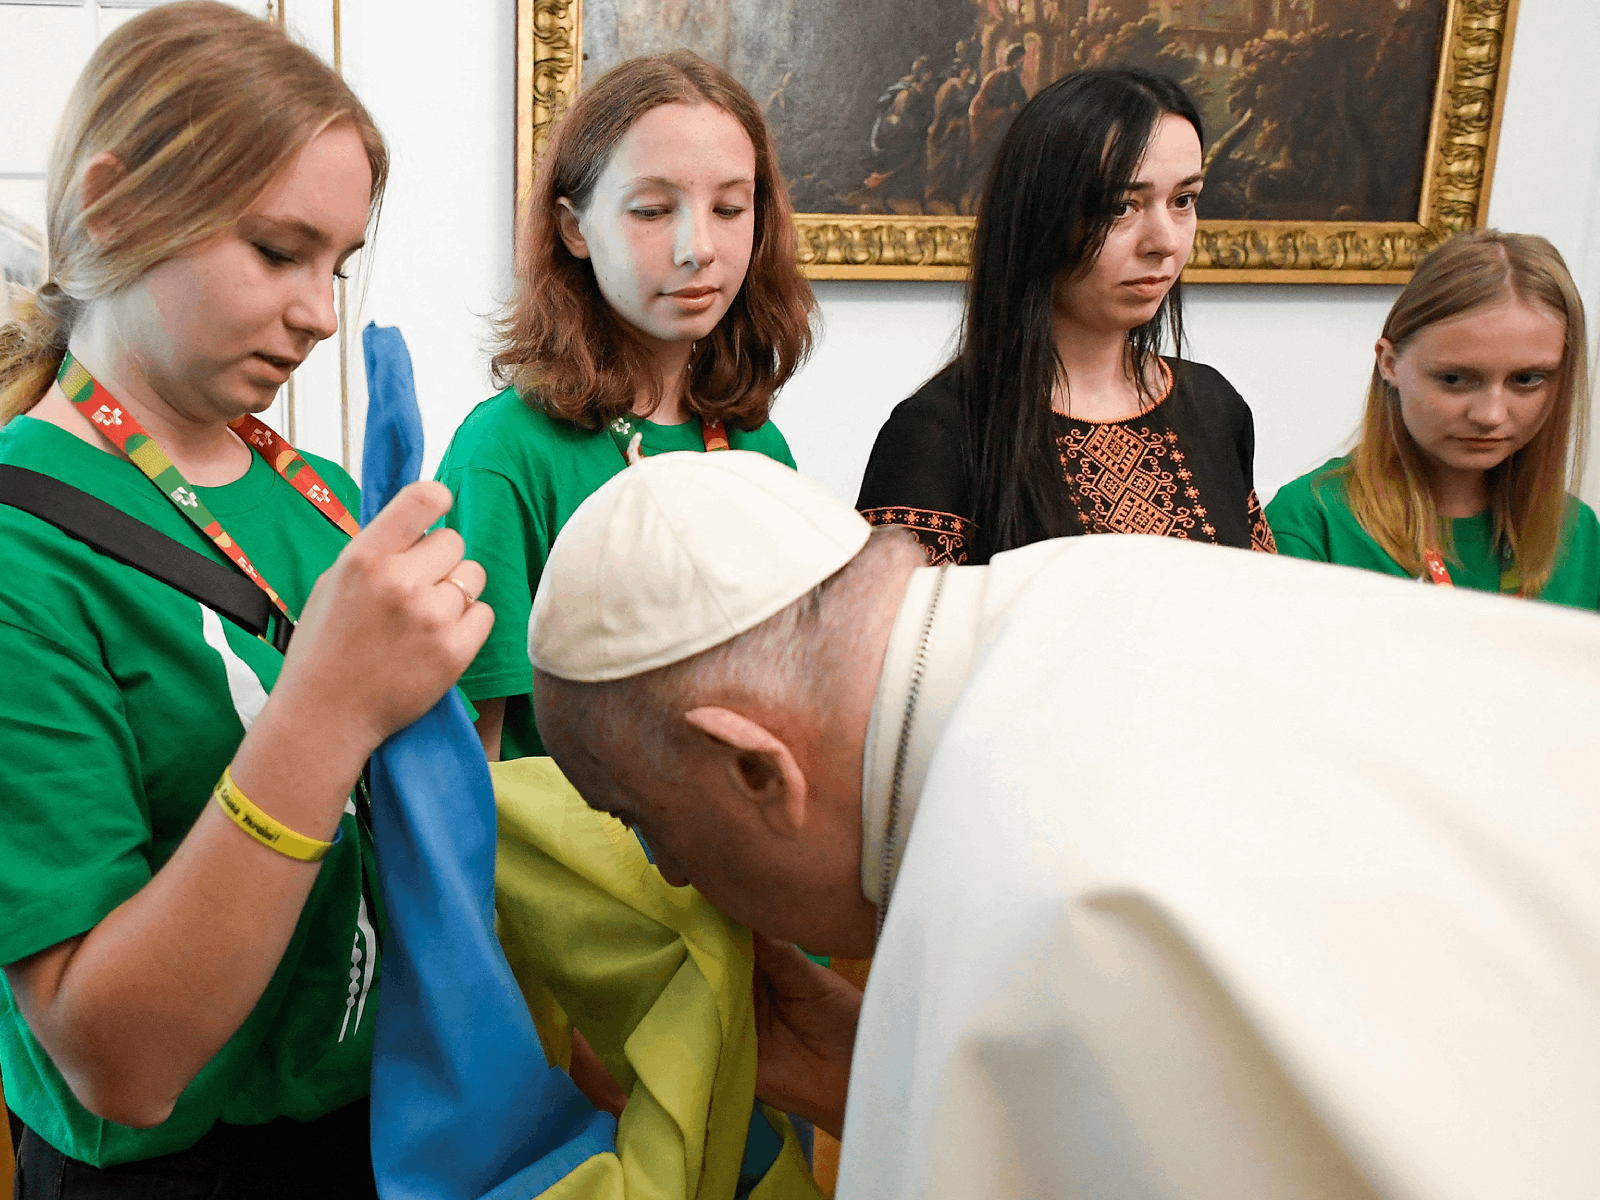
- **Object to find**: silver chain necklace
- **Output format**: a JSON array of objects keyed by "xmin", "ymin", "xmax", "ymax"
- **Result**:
[{"xmin": 875, "ymin": 565, "xmax": 950, "ymax": 941}]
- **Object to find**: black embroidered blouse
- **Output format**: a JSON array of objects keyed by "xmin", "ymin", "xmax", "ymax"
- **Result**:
[{"xmin": 856, "ymin": 356, "xmax": 1276, "ymax": 565}]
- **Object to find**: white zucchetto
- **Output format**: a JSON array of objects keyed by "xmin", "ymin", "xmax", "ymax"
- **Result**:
[{"xmin": 528, "ymin": 450, "xmax": 871, "ymax": 682}]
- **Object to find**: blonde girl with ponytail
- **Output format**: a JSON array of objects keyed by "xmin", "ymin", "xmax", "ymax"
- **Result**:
[
  {"xmin": 0, "ymin": 5, "xmax": 490, "ymax": 1196},
  {"xmin": 1268, "ymin": 229, "xmax": 1599, "ymax": 609}
]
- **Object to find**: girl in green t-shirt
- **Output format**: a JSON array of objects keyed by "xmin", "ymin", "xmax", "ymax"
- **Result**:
[
  {"xmin": 1268, "ymin": 229, "xmax": 1600, "ymax": 612},
  {"xmin": 0, "ymin": 6, "xmax": 490, "ymax": 1195},
  {"xmin": 437, "ymin": 52, "xmax": 817, "ymax": 765}
]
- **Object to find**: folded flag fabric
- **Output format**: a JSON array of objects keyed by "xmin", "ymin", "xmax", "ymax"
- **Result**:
[
  {"xmin": 360, "ymin": 322, "xmax": 425, "ymax": 528},
  {"xmin": 362, "ymin": 333, "xmax": 615, "ymax": 1195},
  {"xmin": 492, "ymin": 757, "xmax": 820, "ymax": 1200},
  {"xmin": 359, "ymin": 347, "xmax": 812, "ymax": 1195},
  {"xmin": 368, "ymin": 700, "xmax": 617, "ymax": 1198}
]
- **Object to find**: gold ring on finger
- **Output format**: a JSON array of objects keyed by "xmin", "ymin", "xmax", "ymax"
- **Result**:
[{"xmin": 444, "ymin": 575, "xmax": 476, "ymax": 612}]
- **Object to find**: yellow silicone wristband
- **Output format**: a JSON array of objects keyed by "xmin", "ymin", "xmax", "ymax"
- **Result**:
[{"xmin": 212, "ymin": 766, "xmax": 339, "ymax": 863}]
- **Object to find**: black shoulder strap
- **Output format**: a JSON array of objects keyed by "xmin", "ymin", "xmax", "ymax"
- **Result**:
[{"xmin": 0, "ymin": 464, "xmax": 293, "ymax": 653}]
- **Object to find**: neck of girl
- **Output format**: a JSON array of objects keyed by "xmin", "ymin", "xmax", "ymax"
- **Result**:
[
  {"xmin": 1050, "ymin": 319, "xmax": 1150, "ymax": 423},
  {"xmin": 33, "ymin": 327, "xmax": 253, "ymax": 488},
  {"xmin": 1428, "ymin": 460, "xmax": 1491, "ymax": 519},
  {"xmin": 633, "ymin": 339, "xmax": 694, "ymax": 427}
]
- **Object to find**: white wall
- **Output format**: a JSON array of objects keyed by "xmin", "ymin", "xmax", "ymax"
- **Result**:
[{"xmin": 327, "ymin": 0, "xmax": 518, "ymax": 481}]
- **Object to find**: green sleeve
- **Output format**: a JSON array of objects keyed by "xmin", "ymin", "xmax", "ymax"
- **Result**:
[
  {"xmin": 1264, "ymin": 478, "xmax": 1334, "ymax": 563},
  {"xmin": 441, "ymin": 466, "xmax": 545, "ymax": 702},
  {"xmin": 1543, "ymin": 499, "xmax": 1600, "ymax": 612},
  {"xmin": 734, "ymin": 421, "xmax": 797, "ymax": 469},
  {"xmin": 0, "ymin": 622, "xmax": 152, "ymax": 966}
]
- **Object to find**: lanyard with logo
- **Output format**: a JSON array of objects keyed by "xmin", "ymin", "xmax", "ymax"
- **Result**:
[
  {"xmin": 608, "ymin": 412, "xmax": 730, "ymax": 465},
  {"xmin": 1422, "ymin": 544, "xmax": 1523, "ymax": 597},
  {"xmin": 59, "ymin": 351, "xmax": 360, "ymax": 626}
]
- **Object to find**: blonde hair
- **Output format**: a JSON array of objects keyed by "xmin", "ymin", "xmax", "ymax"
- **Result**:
[
  {"xmin": 1341, "ymin": 229, "xmax": 1590, "ymax": 595},
  {"xmin": 0, "ymin": 0, "xmax": 388, "ymax": 422}
]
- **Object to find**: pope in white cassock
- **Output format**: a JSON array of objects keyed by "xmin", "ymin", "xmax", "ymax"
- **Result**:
[{"xmin": 525, "ymin": 450, "xmax": 1600, "ymax": 1200}]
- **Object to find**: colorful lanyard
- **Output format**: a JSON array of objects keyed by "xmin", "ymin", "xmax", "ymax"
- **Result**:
[
  {"xmin": 608, "ymin": 413, "xmax": 729, "ymax": 465},
  {"xmin": 59, "ymin": 352, "xmax": 360, "ymax": 625},
  {"xmin": 1422, "ymin": 546, "xmax": 1523, "ymax": 597}
]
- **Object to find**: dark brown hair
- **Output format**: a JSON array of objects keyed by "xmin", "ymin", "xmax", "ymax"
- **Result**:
[
  {"xmin": 0, "ymin": 0, "xmax": 387, "ymax": 422},
  {"xmin": 957, "ymin": 67, "xmax": 1202, "ymax": 561},
  {"xmin": 491, "ymin": 51, "xmax": 815, "ymax": 431},
  {"xmin": 1340, "ymin": 228, "xmax": 1589, "ymax": 595}
]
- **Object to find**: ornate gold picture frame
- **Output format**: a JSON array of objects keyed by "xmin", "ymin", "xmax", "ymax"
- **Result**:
[{"xmin": 516, "ymin": 0, "xmax": 1518, "ymax": 284}]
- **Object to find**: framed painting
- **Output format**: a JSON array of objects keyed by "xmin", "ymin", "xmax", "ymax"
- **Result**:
[{"xmin": 516, "ymin": 0, "xmax": 1519, "ymax": 283}]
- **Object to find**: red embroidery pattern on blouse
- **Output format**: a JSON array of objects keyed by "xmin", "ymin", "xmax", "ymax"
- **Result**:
[
  {"xmin": 860, "ymin": 506, "xmax": 974, "ymax": 565},
  {"xmin": 1056, "ymin": 423, "xmax": 1219, "ymax": 542}
]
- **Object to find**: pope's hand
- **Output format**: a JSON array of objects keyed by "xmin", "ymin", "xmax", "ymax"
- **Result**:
[
  {"xmin": 275, "ymin": 480, "xmax": 493, "ymax": 753},
  {"xmin": 752, "ymin": 933, "xmax": 862, "ymax": 1140}
]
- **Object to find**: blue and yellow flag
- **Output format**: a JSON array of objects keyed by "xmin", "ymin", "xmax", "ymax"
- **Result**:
[{"xmin": 360, "ymin": 340, "xmax": 817, "ymax": 1197}]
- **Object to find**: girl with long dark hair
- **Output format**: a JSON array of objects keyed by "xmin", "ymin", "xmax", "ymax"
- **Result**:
[{"xmin": 857, "ymin": 67, "xmax": 1274, "ymax": 564}]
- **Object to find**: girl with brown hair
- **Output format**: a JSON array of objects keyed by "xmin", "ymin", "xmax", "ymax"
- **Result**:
[
  {"xmin": 436, "ymin": 50, "xmax": 815, "ymax": 762},
  {"xmin": 1268, "ymin": 229, "xmax": 1599, "ymax": 609},
  {"xmin": 0, "ymin": 5, "xmax": 489, "ymax": 1195}
]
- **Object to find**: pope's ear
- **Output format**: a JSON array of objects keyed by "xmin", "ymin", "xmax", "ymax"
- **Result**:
[
  {"xmin": 555, "ymin": 197, "xmax": 591, "ymax": 260},
  {"xmin": 683, "ymin": 706, "xmax": 808, "ymax": 834}
]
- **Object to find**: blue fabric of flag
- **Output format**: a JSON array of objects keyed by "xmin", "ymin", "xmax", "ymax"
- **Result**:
[
  {"xmin": 366, "ymin": 697, "xmax": 616, "ymax": 1199},
  {"xmin": 359, "ymin": 322, "xmax": 425, "ymax": 528},
  {"xmin": 360, "ymin": 330, "xmax": 616, "ymax": 1198}
]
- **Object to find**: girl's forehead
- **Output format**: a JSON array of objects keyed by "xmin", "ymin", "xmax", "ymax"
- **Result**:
[
  {"xmin": 1410, "ymin": 300, "xmax": 1566, "ymax": 352},
  {"xmin": 605, "ymin": 102, "xmax": 756, "ymax": 186}
]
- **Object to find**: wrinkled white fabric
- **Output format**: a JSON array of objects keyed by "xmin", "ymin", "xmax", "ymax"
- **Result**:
[{"xmin": 843, "ymin": 535, "xmax": 1600, "ymax": 1200}]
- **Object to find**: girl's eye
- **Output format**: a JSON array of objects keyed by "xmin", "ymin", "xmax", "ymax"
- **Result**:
[
  {"xmin": 631, "ymin": 206, "xmax": 669, "ymax": 220},
  {"xmin": 714, "ymin": 205, "xmax": 746, "ymax": 219},
  {"xmin": 256, "ymin": 244, "xmax": 293, "ymax": 266},
  {"xmin": 1173, "ymin": 191, "xmax": 1199, "ymax": 211},
  {"xmin": 1512, "ymin": 372, "xmax": 1548, "ymax": 388},
  {"xmin": 1435, "ymin": 372, "xmax": 1465, "ymax": 387},
  {"xmin": 1112, "ymin": 200, "xmax": 1135, "ymax": 218}
]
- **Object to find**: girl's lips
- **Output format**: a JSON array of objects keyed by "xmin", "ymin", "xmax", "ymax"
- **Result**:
[
  {"xmin": 666, "ymin": 288, "xmax": 718, "ymax": 311},
  {"xmin": 251, "ymin": 352, "xmax": 296, "ymax": 383},
  {"xmin": 1121, "ymin": 277, "xmax": 1171, "ymax": 298}
]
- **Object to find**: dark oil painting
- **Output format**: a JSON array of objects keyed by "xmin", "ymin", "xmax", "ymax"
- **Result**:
[{"xmin": 581, "ymin": 0, "xmax": 1448, "ymax": 223}]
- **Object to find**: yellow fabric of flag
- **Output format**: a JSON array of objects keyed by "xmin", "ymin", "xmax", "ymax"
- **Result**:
[{"xmin": 492, "ymin": 757, "xmax": 821, "ymax": 1200}]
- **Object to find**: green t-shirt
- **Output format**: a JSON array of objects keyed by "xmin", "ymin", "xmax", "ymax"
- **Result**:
[
  {"xmin": 436, "ymin": 388, "xmax": 797, "ymax": 758},
  {"xmin": 1266, "ymin": 455, "xmax": 1600, "ymax": 612},
  {"xmin": 0, "ymin": 416, "xmax": 379, "ymax": 1166}
]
